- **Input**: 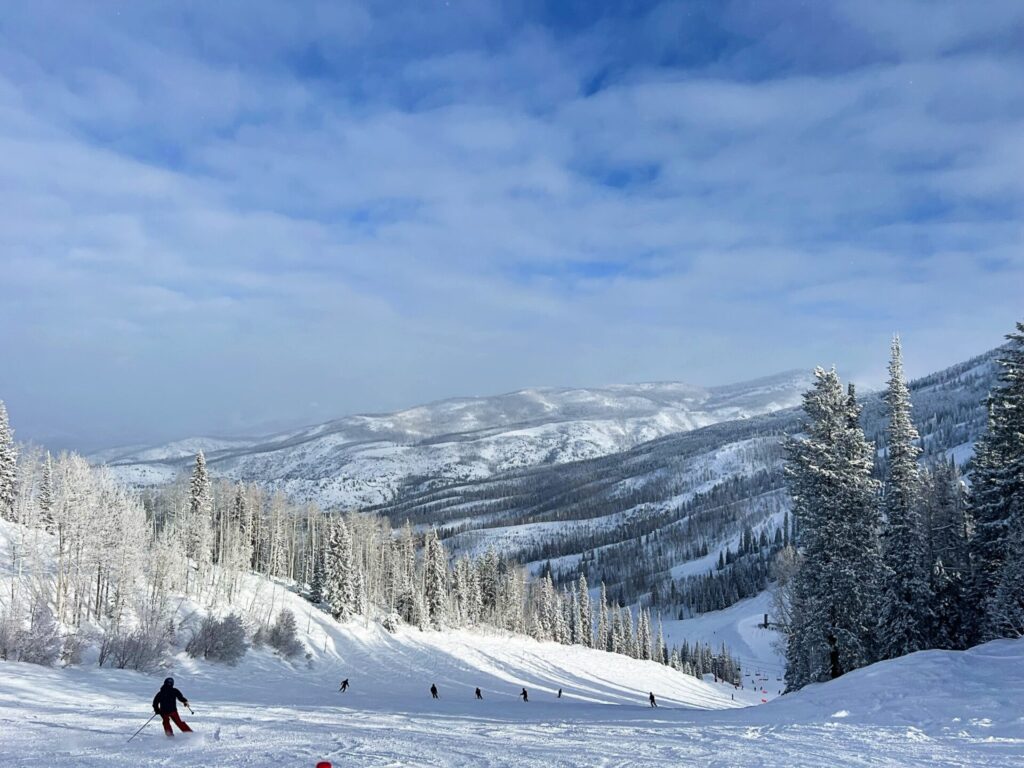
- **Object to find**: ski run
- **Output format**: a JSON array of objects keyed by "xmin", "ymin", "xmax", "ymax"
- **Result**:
[{"xmin": 1, "ymin": 521, "xmax": 1023, "ymax": 767}]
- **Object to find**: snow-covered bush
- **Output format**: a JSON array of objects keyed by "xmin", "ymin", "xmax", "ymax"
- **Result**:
[
  {"xmin": 186, "ymin": 613, "xmax": 248, "ymax": 665},
  {"xmin": 267, "ymin": 609, "xmax": 303, "ymax": 658},
  {"xmin": 0, "ymin": 594, "xmax": 61, "ymax": 666},
  {"xmin": 60, "ymin": 632, "xmax": 87, "ymax": 667},
  {"xmin": 17, "ymin": 597, "xmax": 61, "ymax": 666},
  {"xmin": 381, "ymin": 612, "xmax": 401, "ymax": 634},
  {"xmin": 99, "ymin": 621, "xmax": 171, "ymax": 672}
]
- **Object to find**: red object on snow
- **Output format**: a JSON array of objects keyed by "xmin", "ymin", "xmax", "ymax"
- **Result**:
[
  {"xmin": 161, "ymin": 711, "xmax": 192, "ymax": 736},
  {"xmin": 316, "ymin": 763, "xmax": 332, "ymax": 768}
]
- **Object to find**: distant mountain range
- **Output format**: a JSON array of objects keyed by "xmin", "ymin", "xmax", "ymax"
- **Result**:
[
  {"xmin": 97, "ymin": 370, "xmax": 812, "ymax": 508},
  {"xmin": 96, "ymin": 349, "xmax": 1000, "ymax": 613}
]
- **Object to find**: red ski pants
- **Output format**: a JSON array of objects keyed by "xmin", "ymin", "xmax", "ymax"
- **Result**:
[{"xmin": 161, "ymin": 711, "xmax": 192, "ymax": 736}]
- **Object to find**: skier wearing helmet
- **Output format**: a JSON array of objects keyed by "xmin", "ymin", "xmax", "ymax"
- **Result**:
[{"xmin": 153, "ymin": 677, "xmax": 192, "ymax": 737}]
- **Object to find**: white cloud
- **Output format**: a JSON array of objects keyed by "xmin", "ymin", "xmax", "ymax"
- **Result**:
[{"xmin": 1, "ymin": 0, "xmax": 1022, "ymax": 449}]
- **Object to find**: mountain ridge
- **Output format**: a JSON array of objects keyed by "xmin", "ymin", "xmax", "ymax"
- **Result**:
[{"xmin": 97, "ymin": 369, "xmax": 813, "ymax": 507}]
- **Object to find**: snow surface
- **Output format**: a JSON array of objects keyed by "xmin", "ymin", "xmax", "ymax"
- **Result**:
[
  {"xmin": 663, "ymin": 592, "xmax": 787, "ymax": 695},
  {"xmin": 4, "ymin": 625, "xmax": 1024, "ymax": 767},
  {"xmin": 4, "ymin": 518, "xmax": 1022, "ymax": 767}
]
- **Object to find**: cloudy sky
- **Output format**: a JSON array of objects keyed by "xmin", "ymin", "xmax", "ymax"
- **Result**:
[{"xmin": 1, "ymin": 1, "xmax": 1022, "ymax": 450}]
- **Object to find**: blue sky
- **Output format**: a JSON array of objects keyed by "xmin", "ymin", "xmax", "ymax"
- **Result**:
[{"xmin": 1, "ymin": 0, "xmax": 1022, "ymax": 450}]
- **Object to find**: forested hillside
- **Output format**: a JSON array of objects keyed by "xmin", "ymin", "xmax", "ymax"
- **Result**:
[{"xmin": 370, "ymin": 349, "xmax": 998, "ymax": 615}]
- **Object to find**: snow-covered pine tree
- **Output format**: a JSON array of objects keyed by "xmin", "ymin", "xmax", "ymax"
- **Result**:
[
  {"xmin": 577, "ymin": 575, "xmax": 592, "ymax": 647},
  {"xmin": 610, "ymin": 606, "xmax": 622, "ymax": 654},
  {"xmin": 638, "ymin": 608, "xmax": 651, "ymax": 660},
  {"xmin": 597, "ymin": 583, "xmax": 609, "ymax": 650},
  {"xmin": 0, "ymin": 402, "xmax": 17, "ymax": 523},
  {"xmin": 655, "ymin": 616, "xmax": 667, "ymax": 664},
  {"xmin": 325, "ymin": 517, "xmax": 356, "ymax": 620},
  {"xmin": 878, "ymin": 337, "xmax": 930, "ymax": 659},
  {"xmin": 623, "ymin": 608, "xmax": 636, "ymax": 658},
  {"xmin": 500, "ymin": 566, "xmax": 525, "ymax": 633},
  {"xmin": 977, "ymin": 322, "xmax": 1024, "ymax": 638},
  {"xmin": 568, "ymin": 589, "xmax": 579, "ymax": 644},
  {"xmin": 38, "ymin": 452, "xmax": 54, "ymax": 533},
  {"xmin": 423, "ymin": 529, "xmax": 449, "ymax": 627},
  {"xmin": 552, "ymin": 585, "xmax": 569, "ymax": 644},
  {"xmin": 183, "ymin": 452, "xmax": 214, "ymax": 594},
  {"xmin": 309, "ymin": 548, "xmax": 326, "ymax": 604},
  {"xmin": 922, "ymin": 459, "xmax": 970, "ymax": 648},
  {"xmin": 784, "ymin": 369, "xmax": 881, "ymax": 690}
]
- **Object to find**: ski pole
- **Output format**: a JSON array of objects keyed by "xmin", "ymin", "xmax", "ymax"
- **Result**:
[
  {"xmin": 186, "ymin": 703, "xmax": 195, "ymax": 715},
  {"xmin": 127, "ymin": 713, "xmax": 157, "ymax": 743}
]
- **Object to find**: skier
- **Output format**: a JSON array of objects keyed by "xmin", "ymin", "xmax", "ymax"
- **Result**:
[
  {"xmin": 649, "ymin": 692, "xmax": 657, "ymax": 708},
  {"xmin": 339, "ymin": 679, "xmax": 349, "ymax": 692},
  {"xmin": 431, "ymin": 684, "xmax": 439, "ymax": 699},
  {"xmin": 475, "ymin": 687, "xmax": 483, "ymax": 700},
  {"xmin": 557, "ymin": 688, "xmax": 562, "ymax": 699},
  {"xmin": 152, "ymin": 677, "xmax": 192, "ymax": 737},
  {"xmin": 520, "ymin": 688, "xmax": 529, "ymax": 702}
]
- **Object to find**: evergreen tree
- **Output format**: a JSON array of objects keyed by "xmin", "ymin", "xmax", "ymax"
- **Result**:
[
  {"xmin": 309, "ymin": 550, "xmax": 326, "ymax": 604},
  {"xmin": 325, "ymin": 517, "xmax": 356, "ymax": 620},
  {"xmin": 0, "ymin": 402, "xmax": 17, "ymax": 523},
  {"xmin": 623, "ymin": 609, "xmax": 636, "ymax": 658},
  {"xmin": 637, "ymin": 608, "xmax": 651, "ymax": 660},
  {"xmin": 784, "ymin": 369, "xmax": 881, "ymax": 690},
  {"xmin": 38, "ymin": 452, "xmax": 55, "ymax": 533},
  {"xmin": 596, "ymin": 583, "xmax": 609, "ymax": 651},
  {"xmin": 423, "ymin": 529, "xmax": 448, "ymax": 627},
  {"xmin": 922, "ymin": 460, "xmax": 970, "ymax": 647},
  {"xmin": 878, "ymin": 337, "xmax": 930, "ymax": 659},
  {"xmin": 184, "ymin": 452, "xmax": 214, "ymax": 572},
  {"xmin": 577, "ymin": 575, "xmax": 592, "ymax": 647},
  {"xmin": 976, "ymin": 323, "xmax": 1024, "ymax": 638}
]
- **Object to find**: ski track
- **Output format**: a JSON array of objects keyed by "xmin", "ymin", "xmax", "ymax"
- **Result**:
[
  {"xmin": 2, "ymin": 519, "xmax": 1023, "ymax": 767},
  {"xmin": 3, "ymin": 634, "xmax": 1024, "ymax": 768}
]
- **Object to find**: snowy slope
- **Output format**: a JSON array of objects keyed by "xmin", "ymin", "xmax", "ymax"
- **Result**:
[
  {"xmin": 2, "ymin": 513, "xmax": 1023, "ymax": 767},
  {"xmin": 2, "ymin": 618, "xmax": 1022, "ymax": 766},
  {"xmin": 663, "ymin": 592, "xmax": 785, "ymax": 679},
  {"xmin": 96, "ymin": 371, "xmax": 810, "ymax": 508}
]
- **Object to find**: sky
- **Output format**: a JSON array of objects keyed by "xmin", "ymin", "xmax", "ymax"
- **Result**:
[{"xmin": 1, "ymin": 0, "xmax": 1022, "ymax": 451}]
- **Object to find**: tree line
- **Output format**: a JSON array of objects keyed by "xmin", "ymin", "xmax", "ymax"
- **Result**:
[
  {"xmin": 0, "ymin": 405, "xmax": 740, "ymax": 683},
  {"xmin": 780, "ymin": 323, "xmax": 1023, "ymax": 691}
]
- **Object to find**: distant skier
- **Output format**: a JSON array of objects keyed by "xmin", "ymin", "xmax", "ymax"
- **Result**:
[
  {"xmin": 431, "ymin": 684, "xmax": 439, "ymax": 699},
  {"xmin": 520, "ymin": 688, "xmax": 529, "ymax": 702},
  {"xmin": 649, "ymin": 692, "xmax": 657, "ymax": 708},
  {"xmin": 339, "ymin": 679, "xmax": 349, "ymax": 693},
  {"xmin": 152, "ymin": 677, "xmax": 192, "ymax": 737},
  {"xmin": 475, "ymin": 687, "xmax": 483, "ymax": 700},
  {"xmin": 557, "ymin": 688, "xmax": 562, "ymax": 699}
]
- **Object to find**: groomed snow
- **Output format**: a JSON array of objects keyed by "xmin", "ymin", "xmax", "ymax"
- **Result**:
[
  {"xmin": 3, "ymin": 518, "xmax": 1021, "ymax": 767},
  {"xmin": 3, "ymin": 597, "xmax": 1024, "ymax": 766}
]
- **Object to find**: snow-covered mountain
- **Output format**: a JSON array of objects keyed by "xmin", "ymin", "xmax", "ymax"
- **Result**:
[
  {"xmin": 97, "ymin": 371, "xmax": 811, "ymax": 507},
  {"xmin": 96, "ymin": 350, "xmax": 999, "ymax": 617},
  {"xmin": 373, "ymin": 348, "xmax": 1000, "ymax": 610}
]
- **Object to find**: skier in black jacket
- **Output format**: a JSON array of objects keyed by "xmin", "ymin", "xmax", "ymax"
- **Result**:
[
  {"xmin": 431, "ymin": 684, "xmax": 439, "ymax": 699},
  {"xmin": 153, "ymin": 678, "xmax": 192, "ymax": 737},
  {"xmin": 520, "ymin": 688, "xmax": 528, "ymax": 702}
]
